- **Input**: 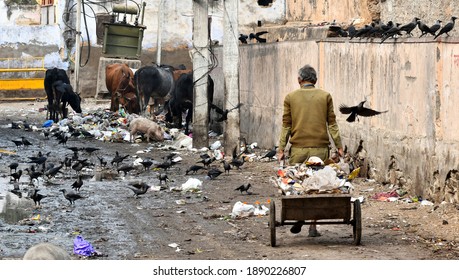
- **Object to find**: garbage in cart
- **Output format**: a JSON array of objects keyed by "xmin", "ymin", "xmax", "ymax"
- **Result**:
[{"xmin": 275, "ymin": 156, "xmax": 355, "ymax": 195}]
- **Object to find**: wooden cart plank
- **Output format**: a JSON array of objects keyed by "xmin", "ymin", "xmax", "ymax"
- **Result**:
[{"xmin": 281, "ymin": 194, "xmax": 352, "ymax": 222}]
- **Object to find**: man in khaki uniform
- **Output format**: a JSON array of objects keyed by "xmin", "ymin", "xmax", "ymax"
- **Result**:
[{"xmin": 277, "ymin": 64, "xmax": 344, "ymax": 236}]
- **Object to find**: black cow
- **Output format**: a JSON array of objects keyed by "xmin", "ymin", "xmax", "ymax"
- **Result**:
[
  {"xmin": 164, "ymin": 71, "xmax": 214, "ymax": 135},
  {"xmin": 134, "ymin": 65, "xmax": 176, "ymax": 116},
  {"xmin": 50, "ymin": 80, "xmax": 82, "ymax": 122},
  {"xmin": 45, "ymin": 68, "xmax": 70, "ymax": 121}
]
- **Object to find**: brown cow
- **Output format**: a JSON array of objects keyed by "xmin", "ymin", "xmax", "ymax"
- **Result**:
[{"xmin": 105, "ymin": 63, "xmax": 140, "ymax": 114}]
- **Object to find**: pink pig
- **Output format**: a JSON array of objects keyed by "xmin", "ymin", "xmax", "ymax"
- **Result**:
[{"xmin": 129, "ymin": 117, "xmax": 164, "ymax": 142}]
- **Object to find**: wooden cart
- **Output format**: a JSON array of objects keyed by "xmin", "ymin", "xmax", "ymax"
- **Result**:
[{"xmin": 269, "ymin": 194, "xmax": 362, "ymax": 246}]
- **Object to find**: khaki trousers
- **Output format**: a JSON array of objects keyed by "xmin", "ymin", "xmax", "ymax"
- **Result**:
[{"xmin": 288, "ymin": 146, "xmax": 329, "ymax": 165}]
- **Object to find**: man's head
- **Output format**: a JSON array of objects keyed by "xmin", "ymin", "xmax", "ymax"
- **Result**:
[{"xmin": 298, "ymin": 64, "xmax": 317, "ymax": 84}]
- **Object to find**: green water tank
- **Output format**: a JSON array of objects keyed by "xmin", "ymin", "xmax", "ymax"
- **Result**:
[{"xmin": 102, "ymin": 23, "xmax": 146, "ymax": 59}]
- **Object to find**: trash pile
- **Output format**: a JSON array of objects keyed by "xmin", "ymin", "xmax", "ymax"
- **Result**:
[{"xmin": 275, "ymin": 156, "xmax": 355, "ymax": 196}]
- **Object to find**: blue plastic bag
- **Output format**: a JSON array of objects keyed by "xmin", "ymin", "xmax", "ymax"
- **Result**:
[
  {"xmin": 42, "ymin": 120, "xmax": 53, "ymax": 128},
  {"xmin": 73, "ymin": 235, "xmax": 95, "ymax": 256}
]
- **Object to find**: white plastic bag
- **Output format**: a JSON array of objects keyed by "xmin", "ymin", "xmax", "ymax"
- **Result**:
[
  {"xmin": 231, "ymin": 201, "xmax": 255, "ymax": 218},
  {"xmin": 181, "ymin": 178, "xmax": 202, "ymax": 193}
]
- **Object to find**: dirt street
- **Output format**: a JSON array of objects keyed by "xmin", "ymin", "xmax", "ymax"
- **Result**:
[{"xmin": 1, "ymin": 99, "xmax": 459, "ymax": 260}]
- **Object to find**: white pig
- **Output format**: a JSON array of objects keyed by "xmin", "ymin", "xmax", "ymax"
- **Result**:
[{"xmin": 129, "ymin": 117, "xmax": 164, "ymax": 142}]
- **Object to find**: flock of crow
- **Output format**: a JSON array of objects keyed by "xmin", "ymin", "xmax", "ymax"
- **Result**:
[
  {"xmin": 237, "ymin": 16, "xmax": 457, "ymax": 45},
  {"xmin": 5, "ymin": 120, "xmax": 280, "ymax": 209},
  {"xmin": 328, "ymin": 16, "xmax": 457, "ymax": 43}
]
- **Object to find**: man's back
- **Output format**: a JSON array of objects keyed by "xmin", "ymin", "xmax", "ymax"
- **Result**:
[{"xmin": 283, "ymin": 87, "xmax": 335, "ymax": 148}]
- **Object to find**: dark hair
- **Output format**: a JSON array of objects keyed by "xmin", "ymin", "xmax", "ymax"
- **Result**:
[{"xmin": 298, "ymin": 64, "xmax": 317, "ymax": 84}]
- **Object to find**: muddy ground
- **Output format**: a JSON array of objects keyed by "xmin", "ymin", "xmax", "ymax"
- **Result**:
[{"xmin": 1, "ymin": 99, "xmax": 459, "ymax": 260}]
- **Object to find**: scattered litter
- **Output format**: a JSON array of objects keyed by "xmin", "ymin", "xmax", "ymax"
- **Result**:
[
  {"xmin": 73, "ymin": 235, "xmax": 95, "ymax": 257},
  {"xmin": 168, "ymin": 243, "xmax": 182, "ymax": 252},
  {"xmin": 175, "ymin": 199, "xmax": 186, "ymax": 205},
  {"xmin": 180, "ymin": 178, "xmax": 202, "ymax": 193},
  {"xmin": 231, "ymin": 201, "xmax": 269, "ymax": 218},
  {"xmin": 42, "ymin": 120, "xmax": 53, "ymax": 127},
  {"xmin": 371, "ymin": 190, "xmax": 399, "ymax": 202},
  {"xmin": 210, "ymin": 140, "xmax": 221, "ymax": 150},
  {"xmin": 421, "ymin": 200, "xmax": 434, "ymax": 206},
  {"xmin": 150, "ymin": 185, "xmax": 162, "ymax": 191}
]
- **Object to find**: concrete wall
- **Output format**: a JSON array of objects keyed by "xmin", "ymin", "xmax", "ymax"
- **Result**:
[
  {"xmin": 286, "ymin": 0, "xmax": 374, "ymax": 24},
  {"xmin": 213, "ymin": 36, "xmax": 459, "ymax": 202}
]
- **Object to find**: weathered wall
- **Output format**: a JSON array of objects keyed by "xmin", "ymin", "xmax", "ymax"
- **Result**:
[
  {"xmin": 286, "ymin": 0, "xmax": 374, "ymax": 24},
  {"xmin": 212, "ymin": 36, "xmax": 459, "ymax": 203}
]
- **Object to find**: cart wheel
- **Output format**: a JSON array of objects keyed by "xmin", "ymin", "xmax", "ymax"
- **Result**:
[
  {"xmin": 352, "ymin": 199, "xmax": 362, "ymax": 245},
  {"xmin": 270, "ymin": 200, "xmax": 276, "ymax": 247}
]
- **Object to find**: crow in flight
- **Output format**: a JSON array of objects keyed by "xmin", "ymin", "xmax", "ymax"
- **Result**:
[
  {"xmin": 339, "ymin": 100, "xmax": 388, "ymax": 122},
  {"xmin": 249, "ymin": 31, "xmax": 268, "ymax": 43}
]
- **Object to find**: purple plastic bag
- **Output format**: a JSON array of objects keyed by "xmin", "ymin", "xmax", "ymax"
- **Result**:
[{"xmin": 73, "ymin": 235, "xmax": 95, "ymax": 256}]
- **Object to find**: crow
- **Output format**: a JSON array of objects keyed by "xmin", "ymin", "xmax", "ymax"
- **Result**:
[
  {"xmin": 230, "ymin": 145, "xmax": 246, "ymax": 170},
  {"xmin": 155, "ymin": 159, "xmax": 173, "ymax": 171},
  {"xmin": 230, "ymin": 157, "xmax": 245, "ymax": 170},
  {"xmin": 239, "ymin": 33, "xmax": 249, "ymax": 44},
  {"xmin": 350, "ymin": 24, "xmax": 372, "ymax": 39},
  {"xmin": 111, "ymin": 151, "xmax": 129, "ymax": 166},
  {"xmin": 8, "ymin": 162, "xmax": 19, "ymax": 174},
  {"xmin": 83, "ymin": 147, "xmax": 100, "ymax": 154},
  {"xmin": 10, "ymin": 170, "xmax": 22, "ymax": 182},
  {"xmin": 339, "ymin": 100, "xmax": 388, "ymax": 122},
  {"xmin": 64, "ymin": 157, "xmax": 72, "ymax": 169},
  {"xmin": 197, "ymin": 156, "xmax": 215, "ymax": 169},
  {"xmin": 434, "ymin": 16, "xmax": 457, "ymax": 40},
  {"xmin": 186, "ymin": 165, "xmax": 205, "ymax": 175},
  {"xmin": 235, "ymin": 183, "xmax": 252, "ymax": 194},
  {"xmin": 44, "ymin": 162, "xmax": 64, "ymax": 179},
  {"xmin": 210, "ymin": 103, "xmax": 243, "ymax": 122},
  {"xmin": 328, "ymin": 25, "xmax": 348, "ymax": 37},
  {"xmin": 429, "ymin": 20, "xmax": 442, "ymax": 36},
  {"xmin": 157, "ymin": 173, "xmax": 169, "ymax": 184},
  {"xmin": 125, "ymin": 182, "xmax": 150, "ymax": 198},
  {"xmin": 67, "ymin": 146, "xmax": 80, "ymax": 153},
  {"xmin": 418, "ymin": 20, "xmax": 435, "ymax": 37},
  {"xmin": 380, "ymin": 23, "xmax": 402, "ymax": 43},
  {"xmin": 260, "ymin": 146, "xmax": 277, "ymax": 161},
  {"xmin": 25, "ymin": 168, "xmax": 43, "ymax": 183},
  {"xmin": 11, "ymin": 139, "xmax": 23, "ymax": 148},
  {"xmin": 30, "ymin": 189, "xmax": 47, "ymax": 206},
  {"xmin": 97, "ymin": 155, "xmax": 107, "ymax": 167},
  {"xmin": 21, "ymin": 136, "xmax": 33, "ymax": 147},
  {"xmin": 206, "ymin": 168, "xmax": 223, "ymax": 180},
  {"xmin": 399, "ymin": 17, "xmax": 420, "ymax": 36},
  {"xmin": 71, "ymin": 175, "xmax": 83, "ymax": 192},
  {"xmin": 58, "ymin": 135, "xmax": 68, "ymax": 145},
  {"xmin": 223, "ymin": 160, "xmax": 231, "ymax": 174},
  {"xmin": 11, "ymin": 122, "xmax": 21, "ymax": 129},
  {"xmin": 60, "ymin": 189, "xmax": 85, "ymax": 205},
  {"xmin": 347, "ymin": 24, "xmax": 356, "ymax": 38},
  {"xmin": 28, "ymin": 156, "xmax": 47, "ymax": 166},
  {"xmin": 249, "ymin": 31, "xmax": 268, "ymax": 43},
  {"xmin": 140, "ymin": 159, "xmax": 153, "ymax": 171}
]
